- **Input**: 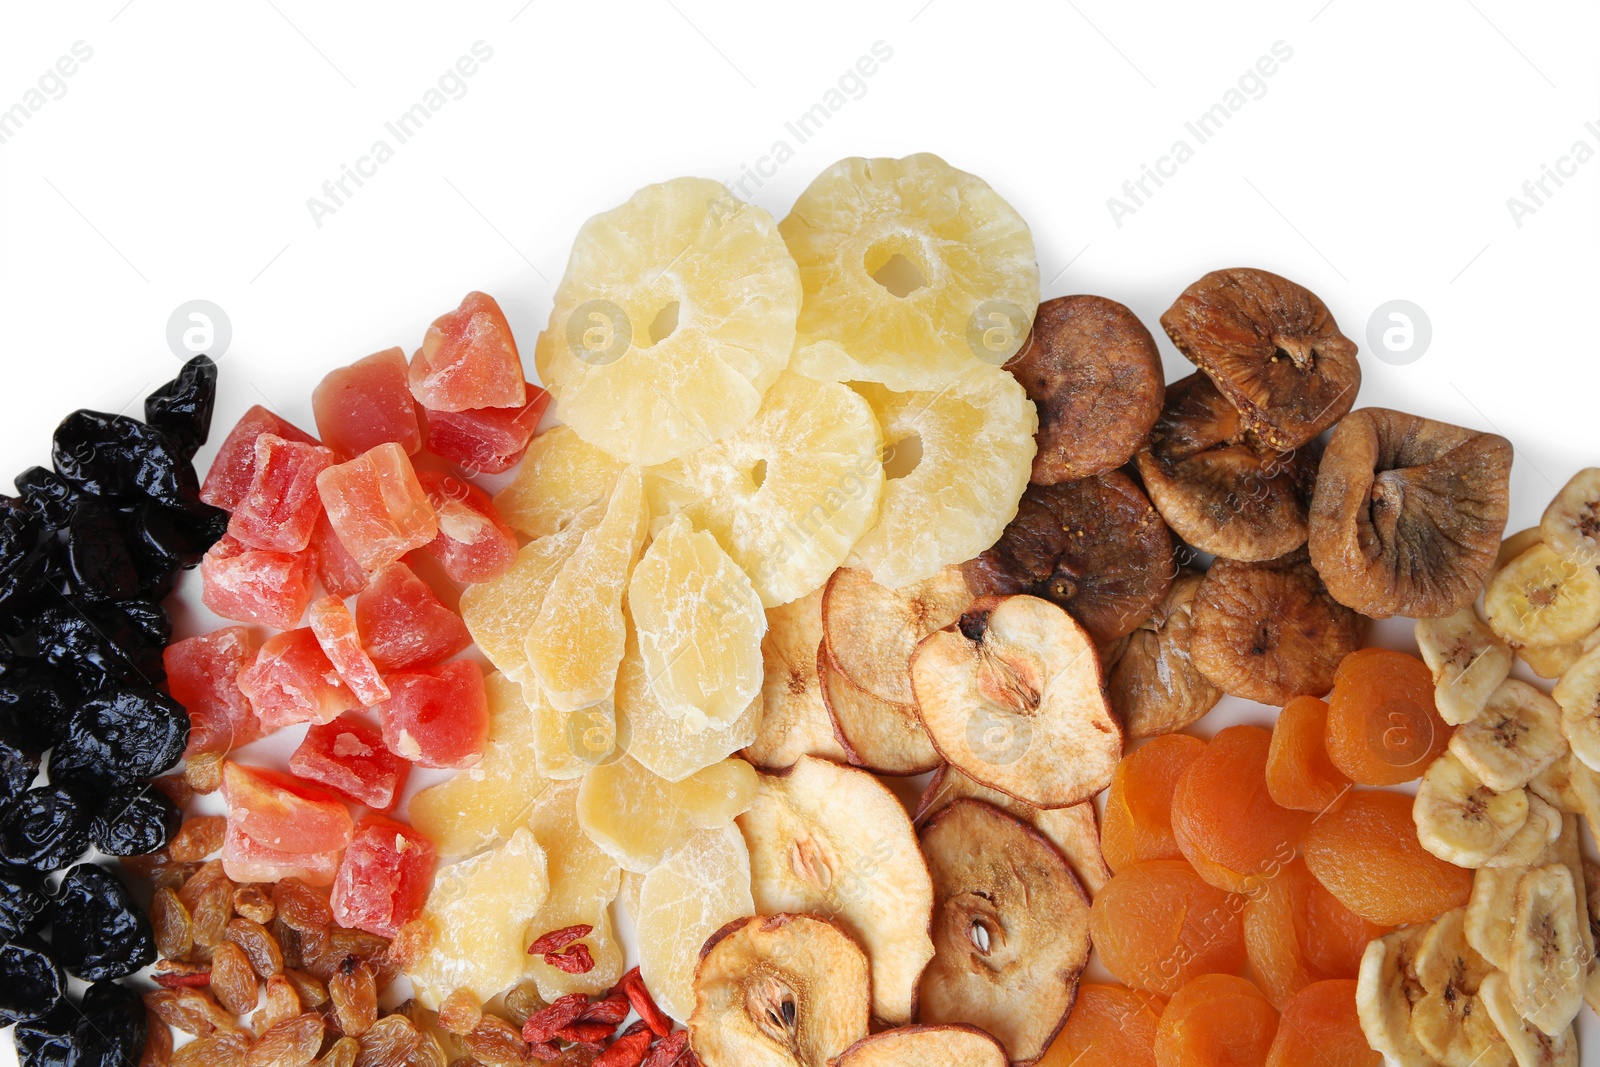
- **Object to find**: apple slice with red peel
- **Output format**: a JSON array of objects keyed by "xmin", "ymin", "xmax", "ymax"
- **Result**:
[
  {"xmin": 834, "ymin": 1025, "xmax": 1007, "ymax": 1066},
  {"xmin": 910, "ymin": 595, "xmax": 1121, "ymax": 808},
  {"xmin": 822, "ymin": 566, "xmax": 972, "ymax": 706},
  {"xmin": 689, "ymin": 913, "xmax": 870, "ymax": 1067},
  {"xmin": 820, "ymin": 646, "xmax": 940, "ymax": 776},
  {"xmin": 917, "ymin": 799, "xmax": 1090, "ymax": 1065}
]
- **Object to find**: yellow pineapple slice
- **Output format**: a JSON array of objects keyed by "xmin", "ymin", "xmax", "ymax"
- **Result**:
[
  {"xmin": 743, "ymin": 588, "xmax": 849, "ymax": 770},
  {"xmin": 637, "ymin": 824, "xmax": 754, "ymax": 1023},
  {"xmin": 525, "ymin": 466, "xmax": 648, "ymax": 711},
  {"xmin": 847, "ymin": 367, "xmax": 1036, "ymax": 588},
  {"xmin": 407, "ymin": 827, "xmax": 550, "ymax": 1008},
  {"xmin": 525, "ymin": 678, "xmax": 618, "ymax": 780},
  {"xmin": 460, "ymin": 497, "xmax": 605, "ymax": 683},
  {"xmin": 522, "ymin": 781, "xmax": 623, "ymax": 1000},
  {"xmin": 534, "ymin": 177, "xmax": 802, "ymax": 465},
  {"xmin": 780, "ymin": 153, "xmax": 1039, "ymax": 390},
  {"xmin": 627, "ymin": 514, "xmax": 765, "ymax": 732},
  {"xmin": 576, "ymin": 756, "xmax": 758, "ymax": 872},
  {"xmin": 407, "ymin": 672, "xmax": 551, "ymax": 860},
  {"xmin": 645, "ymin": 372, "xmax": 883, "ymax": 607},
  {"xmin": 493, "ymin": 426, "xmax": 623, "ymax": 539},
  {"xmin": 616, "ymin": 616, "xmax": 761, "ymax": 782}
]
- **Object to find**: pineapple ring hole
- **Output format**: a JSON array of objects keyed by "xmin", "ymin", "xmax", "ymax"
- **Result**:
[
  {"xmin": 868, "ymin": 251, "xmax": 928, "ymax": 298},
  {"xmin": 749, "ymin": 459, "xmax": 768, "ymax": 489},
  {"xmin": 645, "ymin": 300, "xmax": 681, "ymax": 346},
  {"xmin": 883, "ymin": 434, "xmax": 923, "ymax": 480}
]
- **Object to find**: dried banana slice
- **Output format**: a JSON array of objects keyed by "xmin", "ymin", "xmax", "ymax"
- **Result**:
[
  {"xmin": 1519, "ymin": 641, "xmax": 1584, "ymax": 680},
  {"xmin": 1507, "ymin": 864, "xmax": 1585, "ymax": 1037},
  {"xmin": 1355, "ymin": 926, "xmax": 1434, "ymax": 1067},
  {"xmin": 1416, "ymin": 608, "xmax": 1513, "ymax": 726},
  {"xmin": 1547, "ymin": 815, "xmax": 1593, "ymax": 960},
  {"xmin": 1465, "ymin": 865, "xmax": 1523, "ymax": 971},
  {"xmin": 1447, "ymin": 680, "xmax": 1566, "ymax": 792},
  {"xmin": 1409, "ymin": 907, "xmax": 1511, "ymax": 1067},
  {"xmin": 1414, "ymin": 752, "xmax": 1529, "ymax": 868},
  {"xmin": 1484, "ymin": 543, "xmax": 1600, "ymax": 649},
  {"xmin": 1540, "ymin": 468, "xmax": 1600, "ymax": 568},
  {"xmin": 1480, "ymin": 970, "xmax": 1577, "ymax": 1067},
  {"xmin": 1482, "ymin": 791, "xmax": 1562, "ymax": 869},
  {"xmin": 1528, "ymin": 750, "xmax": 1600, "ymax": 826},
  {"xmin": 1552, "ymin": 643, "xmax": 1600, "ymax": 772}
]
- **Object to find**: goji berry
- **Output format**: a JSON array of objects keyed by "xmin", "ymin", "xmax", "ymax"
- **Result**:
[
  {"xmin": 523, "ymin": 992, "xmax": 589, "ymax": 1045},
  {"xmin": 528, "ymin": 923, "xmax": 593, "ymax": 955},
  {"xmin": 618, "ymin": 968, "xmax": 671, "ymax": 1038},
  {"xmin": 545, "ymin": 943, "xmax": 595, "ymax": 973}
]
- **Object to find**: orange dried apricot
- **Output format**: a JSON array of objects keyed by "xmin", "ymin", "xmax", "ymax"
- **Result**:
[
  {"xmin": 1301, "ymin": 790, "xmax": 1471, "ymax": 925},
  {"xmin": 1101, "ymin": 735, "xmax": 1207, "ymax": 873},
  {"xmin": 1265, "ymin": 696, "xmax": 1351, "ymax": 812},
  {"xmin": 1242, "ymin": 858, "xmax": 1388, "ymax": 1009},
  {"xmin": 1264, "ymin": 979, "xmax": 1381, "ymax": 1067},
  {"xmin": 1324, "ymin": 648, "xmax": 1450, "ymax": 786},
  {"xmin": 1153, "ymin": 973, "xmax": 1278, "ymax": 1067},
  {"xmin": 1037, "ymin": 982, "xmax": 1162, "ymax": 1067},
  {"xmin": 1170, "ymin": 726, "xmax": 1311, "ymax": 893},
  {"xmin": 1089, "ymin": 859, "xmax": 1246, "ymax": 997}
]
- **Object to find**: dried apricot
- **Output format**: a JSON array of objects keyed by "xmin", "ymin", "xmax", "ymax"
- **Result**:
[
  {"xmin": 1324, "ymin": 648, "xmax": 1450, "ymax": 786},
  {"xmin": 1265, "ymin": 696, "xmax": 1350, "ymax": 812},
  {"xmin": 1101, "ymin": 735, "xmax": 1206, "ymax": 873},
  {"xmin": 1153, "ymin": 973, "xmax": 1278, "ymax": 1067},
  {"xmin": 1089, "ymin": 859, "xmax": 1246, "ymax": 996},
  {"xmin": 1302, "ymin": 790, "xmax": 1471, "ymax": 925},
  {"xmin": 1037, "ymin": 982, "xmax": 1161, "ymax": 1067},
  {"xmin": 1170, "ymin": 726, "xmax": 1311, "ymax": 894},
  {"xmin": 1242, "ymin": 859, "xmax": 1387, "ymax": 1009},
  {"xmin": 1262, "ymin": 979, "xmax": 1377, "ymax": 1067}
]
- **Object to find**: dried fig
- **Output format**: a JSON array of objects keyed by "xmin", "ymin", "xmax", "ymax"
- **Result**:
[
  {"xmin": 1004, "ymin": 295, "xmax": 1164, "ymax": 484},
  {"xmin": 1160, "ymin": 267, "xmax": 1359, "ymax": 450},
  {"xmin": 1190, "ymin": 550, "xmax": 1368, "ymax": 705},
  {"xmin": 1135, "ymin": 373, "xmax": 1318, "ymax": 562},
  {"xmin": 1308, "ymin": 408, "xmax": 1512, "ymax": 619},
  {"xmin": 963, "ymin": 472, "xmax": 1173, "ymax": 645},
  {"xmin": 1107, "ymin": 569, "xmax": 1223, "ymax": 738}
]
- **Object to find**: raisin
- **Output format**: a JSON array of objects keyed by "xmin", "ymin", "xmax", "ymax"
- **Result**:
[
  {"xmin": 233, "ymin": 884, "xmax": 275, "ymax": 925},
  {"xmin": 50, "ymin": 686, "xmax": 189, "ymax": 788},
  {"xmin": 210, "ymin": 941, "xmax": 260, "ymax": 1015},
  {"xmin": 226, "ymin": 917, "xmax": 285, "ymax": 978},
  {"xmin": 316, "ymin": 1036, "xmax": 361, "ymax": 1067},
  {"xmin": 185, "ymin": 751, "xmax": 225, "ymax": 794},
  {"xmin": 437, "ymin": 990, "xmax": 483, "ymax": 1035},
  {"xmin": 502, "ymin": 983, "xmax": 547, "ymax": 1028},
  {"xmin": 253, "ymin": 975, "xmax": 302, "ymax": 1035},
  {"xmin": 353, "ymin": 1014, "xmax": 421, "ymax": 1067},
  {"xmin": 144, "ymin": 987, "xmax": 236, "ymax": 1037},
  {"xmin": 141, "ymin": 1007, "xmax": 174, "ymax": 1067},
  {"xmin": 171, "ymin": 1030, "xmax": 250, "ymax": 1067},
  {"xmin": 152, "ymin": 886, "xmax": 195, "ymax": 961},
  {"xmin": 330, "ymin": 960, "xmax": 378, "ymax": 1037},
  {"xmin": 13, "ymin": 1000, "xmax": 79, "ymax": 1067},
  {"xmin": 0, "ymin": 862, "xmax": 49, "ymax": 942},
  {"xmin": 65, "ymin": 498, "xmax": 141, "ymax": 602},
  {"xmin": 75, "ymin": 980, "xmax": 149, "ymax": 1067},
  {"xmin": 462, "ymin": 1015, "xmax": 527, "ymax": 1067},
  {"xmin": 51, "ymin": 863, "xmax": 158, "ymax": 981},
  {"xmin": 0, "ymin": 783, "xmax": 91, "ymax": 871},
  {"xmin": 274, "ymin": 879, "xmax": 334, "ymax": 931},
  {"xmin": 170, "ymin": 816, "xmax": 228, "ymax": 863},
  {"xmin": 15, "ymin": 466, "xmax": 77, "ymax": 531},
  {"xmin": 146, "ymin": 356, "xmax": 219, "ymax": 462},
  {"xmin": 52, "ymin": 409, "xmax": 188, "ymax": 505},
  {"xmin": 189, "ymin": 879, "xmax": 236, "ymax": 953},
  {"xmin": 91, "ymin": 784, "xmax": 183, "ymax": 856},
  {"xmin": 248, "ymin": 1013, "xmax": 325, "ymax": 1067},
  {"xmin": 0, "ymin": 934, "xmax": 66, "ymax": 1025},
  {"xmin": 284, "ymin": 969, "xmax": 328, "ymax": 1009}
]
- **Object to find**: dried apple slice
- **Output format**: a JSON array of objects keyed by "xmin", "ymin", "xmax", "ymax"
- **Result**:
[
  {"xmin": 577, "ymin": 757, "xmax": 758, "ymax": 872},
  {"xmin": 910, "ymin": 595, "xmax": 1121, "ymax": 808},
  {"xmin": 820, "ymin": 649, "xmax": 939, "ymax": 777},
  {"xmin": 689, "ymin": 914, "xmax": 870, "ymax": 1067},
  {"xmin": 521, "ymin": 781, "xmax": 623, "ymax": 1000},
  {"xmin": 745, "ymin": 589, "xmax": 850, "ymax": 771},
  {"xmin": 638, "ymin": 825, "xmax": 755, "ymax": 1024},
  {"xmin": 917, "ymin": 799, "xmax": 1090, "ymax": 1064},
  {"xmin": 739, "ymin": 756, "xmax": 935, "ymax": 1025},
  {"xmin": 822, "ymin": 566, "xmax": 972, "ymax": 706},
  {"xmin": 834, "ymin": 1026, "xmax": 1008, "ymax": 1067}
]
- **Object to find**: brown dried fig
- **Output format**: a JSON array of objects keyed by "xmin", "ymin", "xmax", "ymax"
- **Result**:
[
  {"xmin": 1136, "ymin": 373, "xmax": 1318, "ymax": 562},
  {"xmin": 1107, "ymin": 569, "xmax": 1223, "ymax": 738},
  {"xmin": 1190, "ymin": 550, "xmax": 1368, "ymax": 705},
  {"xmin": 1308, "ymin": 408, "xmax": 1513, "ymax": 619},
  {"xmin": 1005, "ymin": 295, "xmax": 1164, "ymax": 484},
  {"xmin": 963, "ymin": 471, "xmax": 1173, "ymax": 644},
  {"xmin": 1160, "ymin": 268, "xmax": 1359, "ymax": 451}
]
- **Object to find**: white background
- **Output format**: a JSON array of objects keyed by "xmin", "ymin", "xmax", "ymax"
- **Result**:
[{"xmin": 1, "ymin": 0, "xmax": 1597, "ymax": 1062}]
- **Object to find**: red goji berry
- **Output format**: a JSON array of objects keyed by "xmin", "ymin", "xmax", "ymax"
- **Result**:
[
  {"xmin": 557, "ymin": 1019, "xmax": 618, "ymax": 1048},
  {"xmin": 581, "ymin": 990, "xmax": 631, "ymax": 1025},
  {"xmin": 527, "ymin": 923, "xmax": 593, "ymax": 955},
  {"xmin": 595, "ymin": 1028, "xmax": 653, "ymax": 1067},
  {"xmin": 641, "ymin": 1031, "xmax": 690, "ymax": 1067},
  {"xmin": 618, "ymin": 969, "xmax": 672, "ymax": 1038},
  {"xmin": 152, "ymin": 971, "xmax": 212, "ymax": 988},
  {"xmin": 544, "ymin": 943, "xmax": 595, "ymax": 974},
  {"xmin": 522, "ymin": 992, "xmax": 589, "ymax": 1045}
]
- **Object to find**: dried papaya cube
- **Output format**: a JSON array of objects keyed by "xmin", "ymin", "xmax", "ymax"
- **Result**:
[
  {"xmin": 1154, "ymin": 973, "xmax": 1278, "ymax": 1067},
  {"xmin": 288, "ymin": 715, "xmax": 410, "ymax": 812},
  {"xmin": 223, "ymin": 823, "xmax": 341, "ymax": 885},
  {"xmin": 309, "ymin": 513, "xmax": 369, "ymax": 598},
  {"xmin": 409, "ymin": 292, "xmax": 526, "ymax": 412},
  {"xmin": 1170, "ymin": 725, "xmax": 1311, "ymax": 894},
  {"xmin": 424, "ymin": 381, "xmax": 550, "ymax": 475},
  {"xmin": 355, "ymin": 561, "xmax": 471, "ymax": 672},
  {"xmin": 309, "ymin": 596, "xmax": 390, "ymax": 706},
  {"xmin": 238, "ymin": 628, "xmax": 361, "ymax": 733},
  {"xmin": 1266, "ymin": 696, "xmax": 1351, "ymax": 813},
  {"xmin": 1040, "ymin": 982, "xmax": 1161, "ymax": 1066},
  {"xmin": 376, "ymin": 660, "xmax": 489, "ymax": 769},
  {"xmin": 330, "ymin": 815, "xmax": 436, "ymax": 939},
  {"xmin": 1302, "ymin": 790, "xmax": 1471, "ymax": 926},
  {"xmin": 165, "ymin": 626, "xmax": 262, "ymax": 757},
  {"xmin": 1100, "ymin": 734, "xmax": 1205, "ymax": 873},
  {"xmin": 312, "ymin": 348, "xmax": 423, "ymax": 460},
  {"xmin": 317, "ymin": 443, "xmax": 438, "ymax": 573},
  {"xmin": 1243, "ymin": 858, "xmax": 1388, "ymax": 1009},
  {"xmin": 201, "ymin": 405, "xmax": 320, "ymax": 511},
  {"xmin": 1088, "ymin": 858, "xmax": 1246, "ymax": 996},
  {"xmin": 1264, "ymin": 980, "xmax": 1379, "ymax": 1067},
  {"xmin": 227, "ymin": 434, "xmax": 335, "ymax": 553},
  {"xmin": 1324, "ymin": 648, "xmax": 1451, "ymax": 786},
  {"xmin": 414, "ymin": 470, "xmax": 517, "ymax": 583},
  {"xmin": 201, "ymin": 534, "xmax": 314, "ymax": 630},
  {"xmin": 221, "ymin": 762, "xmax": 353, "ymax": 885}
]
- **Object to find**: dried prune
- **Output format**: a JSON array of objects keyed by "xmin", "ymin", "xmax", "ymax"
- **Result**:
[
  {"xmin": 124, "ymin": 499, "xmax": 225, "ymax": 584},
  {"xmin": 1005, "ymin": 294, "xmax": 1165, "ymax": 484},
  {"xmin": 0, "ymin": 935, "xmax": 65, "ymax": 1026},
  {"xmin": 1160, "ymin": 267, "xmax": 1360, "ymax": 451},
  {"xmin": 15, "ymin": 467, "xmax": 76, "ymax": 531},
  {"xmin": 12, "ymin": 1000, "xmax": 77, "ymax": 1067},
  {"xmin": 0, "ymin": 664, "xmax": 76, "ymax": 750},
  {"xmin": 33, "ymin": 601, "xmax": 167, "ymax": 693},
  {"xmin": 0, "ymin": 497, "xmax": 47, "ymax": 610},
  {"xmin": 50, "ymin": 863, "xmax": 157, "ymax": 981},
  {"xmin": 90, "ymin": 784, "xmax": 183, "ymax": 856},
  {"xmin": 0, "ymin": 723, "xmax": 41, "ymax": 801},
  {"xmin": 52, "ymin": 409, "xmax": 187, "ymax": 505},
  {"xmin": 118, "ymin": 598, "xmax": 172, "ymax": 648},
  {"xmin": 74, "ymin": 980, "xmax": 148, "ymax": 1067},
  {"xmin": 146, "ymin": 355, "xmax": 219, "ymax": 461},
  {"xmin": 0, "ymin": 783, "xmax": 91, "ymax": 871},
  {"xmin": 964, "ymin": 471, "xmax": 1174, "ymax": 643},
  {"xmin": 0, "ymin": 862, "xmax": 49, "ymax": 941},
  {"xmin": 50, "ymin": 686, "xmax": 189, "ymax": 788},
  {"xmin": 1309, "ymin": 408, "xmax": 1513, "ymax": 619},
  {"xmin": 66, "ymin": 499, "xmax": 141, "ymax": 602}
]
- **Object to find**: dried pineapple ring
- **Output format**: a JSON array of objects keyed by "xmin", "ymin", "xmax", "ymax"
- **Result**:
[
  {"xmin": 847, "ymin": 367, "xmax": 1036, "ymax": 589},
  {"xmin": 781, "ymin": 153, "xmax": 1039, "ymax": 390},
  {"xmin": 521, "ymin": 782, "xmax": 624, "ymax": 1000},
  {"xmin": 637, "ymin": 825, "xmax": 754, "ymax": 1024},
  {"xmin": 646, "ymin": 372, "xmax": 884, "ymax": 607},
  {"xmin": 534, "ymin": 177, "xmax": 801, "ymax": 465}
]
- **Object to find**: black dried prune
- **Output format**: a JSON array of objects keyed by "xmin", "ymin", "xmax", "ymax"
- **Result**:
[
  {"xmin": 74, "ymin": 981, "xmax": 147, "ymax": 1067},
  {"xmin": 51, "ymin": 409, "xmax": 186, "ymax": 506},
  {"xmin": 12, "ymin": 999, "xmax": 77, "ymax": 1067},
  {"xmin": 14, "ymin": 467, "xmax": 76, "ymax": 531},
  {"xmin": 89, "ymin": 784, "xmax": 181, "ymax": 856},
  {"xmin": 0, "ymin": 663, "xmax": 76, "ymax": 750},
  {"xmin": 66, "ymin": 500, "xmax": 140, "ymax": 602},
  {"xmin": 0, "ymin": 862, "xmax": 49, "ymax": 941},
  {"xmin": 116, "ymin": 598, "xmax": 171, "ymax": 648},
  {"xmin": 34, "ymin": 601, "xmax": 165, "ymax": 693},
  {"xmin": 0, "ymin": 935, "xmax": 65, "ymax": 1025},
  {"xmin": 50, "ymin": 864, "xmax": 157, "ymax": 981},
  {"xmin": 145, "ymin": 355, "xmax": 218, "ymax": 461},
  {"xmin": 0, "ymin": 497, "xmax": 47, "ymax": 611},
  {"xmin": 0, "ymin": 723, "xmax": 40, "ymax": 801},
  {"xmin": 48, "ymin": 686, "xmax": 189, "ymax": 788},
  {"xmin": 0, "ymin": 783, "xmax": 91, "ymax": 871}
]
